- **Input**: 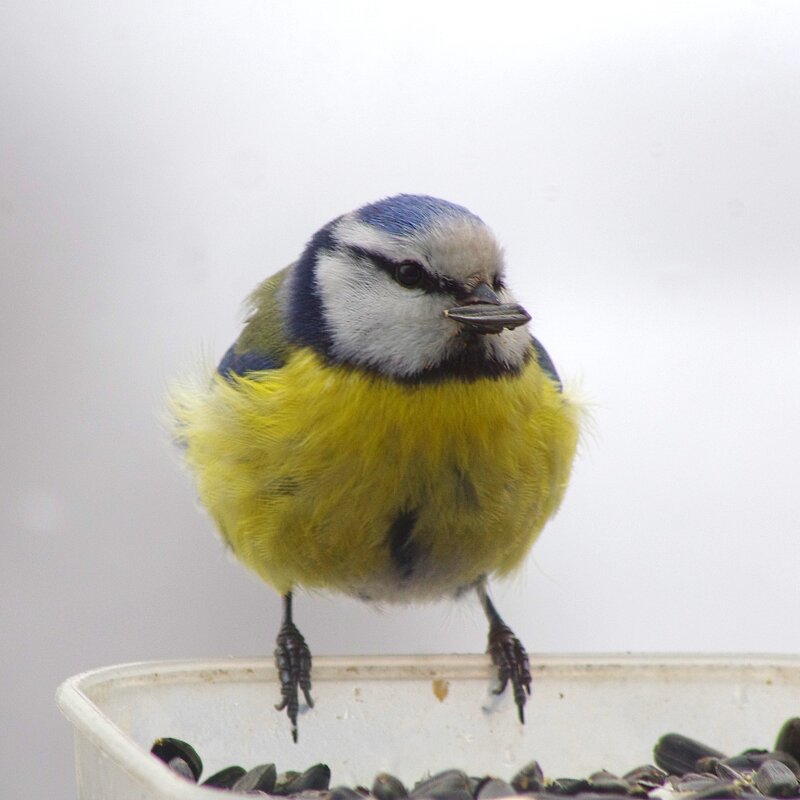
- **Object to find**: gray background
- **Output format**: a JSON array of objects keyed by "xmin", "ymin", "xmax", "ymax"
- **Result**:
[{"xmin": 2, "ymin": 2, "xmax": 800, "ymax": 798}]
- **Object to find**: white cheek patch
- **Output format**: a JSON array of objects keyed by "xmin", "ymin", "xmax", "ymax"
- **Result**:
[{"xmin": 316, "ymin": 251, "xmax": 455, "ymax": 377}]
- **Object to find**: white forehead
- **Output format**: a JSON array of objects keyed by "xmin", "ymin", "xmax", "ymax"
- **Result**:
[{"xmin": 333, "ymin": 213, "xmax": 505, "ymax": 282}]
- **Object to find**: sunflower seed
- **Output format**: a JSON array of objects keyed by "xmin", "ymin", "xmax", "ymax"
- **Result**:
[
  {"xmin": 329, "ymin": 786, "xmax": 365, "ymax": 800},
  {"xmin": 587, "ymin": 771, "xmax": 631, "ymax": 794},
  {"xmin": 775, "ymin": 719, "xmax": 800, "ymax": 764},
  {"xmin": 654, "ymin": 733, "xmax": 726, "ymax": 776},
  {"xmin": 545, "ymin": 778, "xmax": 591, "ymax": 795},
  {"xmin": 150, "ymin": 737, "xmax": 203, "ymax": 782},
  {"xmin": 372, "ymin": 772, "xmax": 409, "ymax": 800},
  {"xmin": 755, "ymin": 760, "xmax": 799, "ymax": 798},
  {"xmin": 684, "ymin": 781, "xmax": 743, "ymax": 799},
  {"xmin": 715, "ymin": 762, "xmax": 749, "ymax": 783},
  {"xmin": 622, "ymin": 764, "xmax": 668, "ymax": 790},
  {"xmin": 281, "ymin": 765, "xmax": 332, "ymax": 794},
  {"xmin": 202, "ymin": 765, "xmax": 247, "ymax": 788},
  {"xmin": 511, "ymin": 761, "xmax": 545, "ymax": 793},
  {"xmin": 476, "ymin": 777, "xmax": 516, "ymax": 799},
  {"xmin": 410, "ymin": 769, "xmax": 471, "ymax": 798},
  {"xmin": 233, "ymin": 763, "xmax": 278, "ymax": 794}
]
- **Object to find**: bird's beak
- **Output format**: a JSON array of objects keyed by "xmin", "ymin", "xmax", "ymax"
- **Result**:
[{"xmin": 443, "ymin": 282, "xmax": 531, "ymax": 334}]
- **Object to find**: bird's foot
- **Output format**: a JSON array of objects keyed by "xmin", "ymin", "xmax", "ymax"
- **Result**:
[
  {"xmin": 274, "ymin": 618, "xmax": 313, "ymax": 742},
  {"xmin": 487, "ymin": 621, "xmax": 531, "ymax": 723}
]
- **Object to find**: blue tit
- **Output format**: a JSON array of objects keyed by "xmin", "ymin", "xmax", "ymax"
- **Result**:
[{"xmin": 171, "ymin": 194, "xmax": 581, "ymax": 741}]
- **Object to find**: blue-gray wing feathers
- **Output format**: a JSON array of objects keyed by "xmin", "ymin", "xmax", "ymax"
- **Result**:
[{"xmin": 530, "ymin": 336, "xmax": 562, "ymax": 391}]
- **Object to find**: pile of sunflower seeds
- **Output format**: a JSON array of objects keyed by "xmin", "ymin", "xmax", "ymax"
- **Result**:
[{"xmin": 151, "ymin": 717, "xmax": 800, "ymax": 799}]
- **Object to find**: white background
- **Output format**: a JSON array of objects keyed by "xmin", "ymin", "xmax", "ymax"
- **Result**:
[{"xmin": 2, "ymin": 2, "xmax": 800, "ymax": 797}]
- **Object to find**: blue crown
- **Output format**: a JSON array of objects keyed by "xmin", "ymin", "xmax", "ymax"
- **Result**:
[{"xmin": 358, "ymin": 194, "xmax": 481, "ymax": 236}]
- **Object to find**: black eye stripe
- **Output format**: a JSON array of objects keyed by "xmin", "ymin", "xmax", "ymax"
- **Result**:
[
  {"xmin": 346, "ymin": 246, "xmax": 455, "ymax": 295},
  {"xmin": 346, "ymin": 246, "xmax": 408, "ymax": 279},
  {"xmin": 344, "ymin": 245, "xmax": 502, "ymax": 298}
]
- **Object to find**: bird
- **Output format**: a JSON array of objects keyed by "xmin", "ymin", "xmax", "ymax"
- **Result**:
[{"xmin": 171, "ymin": 194, "xmax": 581, "ymax": 741}]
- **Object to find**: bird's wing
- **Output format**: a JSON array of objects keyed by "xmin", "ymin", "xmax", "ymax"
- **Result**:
[
  {"xmin": 530, "ymin": 335, "xmax": 562, "ymax": 391},
  {"xmin": 217, "ymin": 265, "xmax": 293, "ymax": 378}
]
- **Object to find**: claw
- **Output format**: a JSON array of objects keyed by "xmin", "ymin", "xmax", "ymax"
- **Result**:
[
  {"xmin": 274, "ymin": 592, "xmax": 313, "ymax": 742},
  {"xmin": 487, "ymin": 621, "xmax": 531, "ymax": 723},
  {"xmin": 476, "ymin": 580, "xmax": 531, "ymax": 724}
]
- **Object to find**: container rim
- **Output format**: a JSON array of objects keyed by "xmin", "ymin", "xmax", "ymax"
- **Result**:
[
  {"xmin": 57, "ymin": 651, "xmax": 800, "ymax": 697},
  {"xmin": 56, "ymin": 653, "xmax": 800, "ymax": 798}
]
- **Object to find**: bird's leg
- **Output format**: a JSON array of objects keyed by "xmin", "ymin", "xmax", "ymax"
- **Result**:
[
  {"xmin": 274, "ymin": 591, "xmax": 313, "ymax": 742},
  {"xmin": 476, "ymin": 580, "xmax": 531, "ymax": 723}
]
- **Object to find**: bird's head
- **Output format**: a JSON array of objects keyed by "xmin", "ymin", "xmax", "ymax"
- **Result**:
[{"xmin": 286, "ymin": 194, "xmax": 532, "ymax": 381}]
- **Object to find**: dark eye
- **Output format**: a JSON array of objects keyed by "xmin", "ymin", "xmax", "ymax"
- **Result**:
[
  {"xmin": 492, "ymin": 275, "xmax": 505, "ymax": 292},
  {"xmin": 395, "ymin": 261, "xmax": 425, "ymax": 288}
]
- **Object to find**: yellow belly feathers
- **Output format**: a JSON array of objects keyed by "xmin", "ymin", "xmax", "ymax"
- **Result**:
[{"xmin": 174, "ymin": 348, "xmax": 579, "ymax": 602}]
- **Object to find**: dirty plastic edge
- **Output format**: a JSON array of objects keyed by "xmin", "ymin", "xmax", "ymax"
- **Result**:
[
  {"xmin": 55, "ymin": 653, "xmax": 800, "ymax": 798},
  {"xmin": 56, "ymin": 669, "xmax": 204, "ymax": 799}
]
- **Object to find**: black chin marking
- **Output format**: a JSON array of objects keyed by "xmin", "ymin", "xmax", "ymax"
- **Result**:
[
  {"xmin": 396, "ymin": 334, "xmax": 530, "ymax": 384},
  {"xmin": 317, "ymin": 330, "xmax": 532, "ymax": 384}
]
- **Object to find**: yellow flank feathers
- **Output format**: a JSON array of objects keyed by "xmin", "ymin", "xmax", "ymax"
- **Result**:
[{"xmin": 172, "ymin": 348, "xmax": 580, "ymax": 601}]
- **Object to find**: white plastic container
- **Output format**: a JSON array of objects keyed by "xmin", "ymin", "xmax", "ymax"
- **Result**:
[{"xmin": 57, "ymin": 654, "xmax": 800, "ymax": 800}]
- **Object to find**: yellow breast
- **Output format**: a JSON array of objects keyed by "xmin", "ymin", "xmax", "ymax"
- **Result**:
[{"xmin": 173, "ymin": 348, "xmax": 580, "ymax": 600}]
